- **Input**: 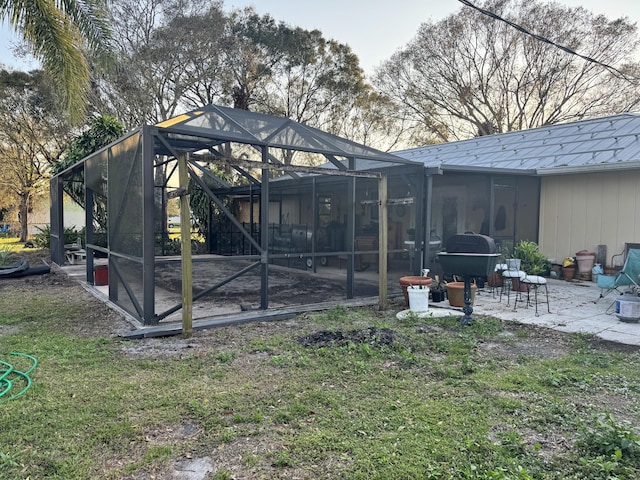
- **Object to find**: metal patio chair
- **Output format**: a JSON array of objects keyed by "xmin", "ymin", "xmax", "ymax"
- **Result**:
[{"xmin": 595, "ymin": 247, "xmax": 640, "ymax": 304}]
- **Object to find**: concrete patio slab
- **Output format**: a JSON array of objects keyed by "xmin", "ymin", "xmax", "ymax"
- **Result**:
[{"xmin": 470, "ymin": 277, "xmax": 640, "ymax": 346}]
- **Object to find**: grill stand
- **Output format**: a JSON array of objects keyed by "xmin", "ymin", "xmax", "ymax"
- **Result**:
[
  {"xmin": 461, "ymin": 275, "xmax": 474, "ymax": 325},
  {"xmin": 437, "ymin": 234, "xmax": 499, "ymax": 326}
]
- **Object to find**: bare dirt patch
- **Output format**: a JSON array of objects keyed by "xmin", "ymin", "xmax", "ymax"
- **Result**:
[
  {"xmin": 154, "ymin": 257, "xmax": 383, "ymax": 316},
  {"xmin": 476, "ymin": 326, "xmax": 575, "ymax": 360}
]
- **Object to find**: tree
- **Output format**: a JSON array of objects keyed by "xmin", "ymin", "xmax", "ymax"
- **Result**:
[
  {"xmin": 94, "ymin": 0, "xmax": 227, "ymax": 128},
  {"xmin": 169, "ymin": 6, "xmax": 229, "ymax": 108},
  {"xmin": 256, "ymin": 26, "xmax": 365, "ymax": 130},
  {"xmin": 216, "ymin": 8, "xmax": 281, "ymax": 111},
  {"xmin": 51, "ymin": 115, "xmax": 126, "ymax": 231},
  {"xmin": 95, "ymin": 0, "xmax": 408, "ymax": 173},
  {"xmin": 52, "ymin": 116, "xmax": 126, "ymax": 175},
  {"xmin": 220, "ymin": 8, "xmax": 374, "ymax": 163},
  {"xmin": 222, "ymin": 9, "xmax": 368, "ymax": 128},
  {"xmin": 375, "ymin": 0, "xmax": 640, "ymax": 142},
  {"xmin": 0, "ymin": 70, "xmax": 72, "ymax": 241},
  {"xmin": 97, "ymin": 3, "xmax": 382, "ymax": 163},
  {"xmin": 332, "ymin": 89, "xmax": 424, "ymax": 152},
  {"xmin": 1, "ymin": 0, "xmax": 112, "ymax": 124}
]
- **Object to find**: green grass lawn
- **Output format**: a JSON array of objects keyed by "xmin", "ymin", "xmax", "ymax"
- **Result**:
[
  {"xmin": 0, "ymin": 236, "xmax": 33, "ymax": 265},
  {"xmin": 1, "ymin": 249, "xmax": 640, "ymax": 479}
]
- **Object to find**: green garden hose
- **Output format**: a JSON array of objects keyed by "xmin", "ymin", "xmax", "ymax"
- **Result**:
[{"xmin": 0, "ymin": 352, "xmax": 37, "ymax": 402}]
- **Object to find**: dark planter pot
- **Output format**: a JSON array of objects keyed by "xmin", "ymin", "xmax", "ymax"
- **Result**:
[{"xmin": 431, "ymin": 289, "xmax": 445, "ymax": 303}]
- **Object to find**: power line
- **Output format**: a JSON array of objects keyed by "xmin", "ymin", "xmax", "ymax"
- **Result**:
[{"xmin": 458, "ymin": 0, "xmax": 635, "ymax": 81}]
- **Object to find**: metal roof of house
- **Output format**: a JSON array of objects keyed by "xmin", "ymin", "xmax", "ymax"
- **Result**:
[{"xmin": 393, "ymin": 113, "xmax": 640, "ymax": 175}]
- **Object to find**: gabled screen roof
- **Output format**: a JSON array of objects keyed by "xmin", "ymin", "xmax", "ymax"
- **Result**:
[{"xmin": 156, "ymin": 105, "xmax": 408, "ymax": 163}]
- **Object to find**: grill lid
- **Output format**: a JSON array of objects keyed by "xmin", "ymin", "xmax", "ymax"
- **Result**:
[{"xmin": 445, "ymin": 233, "xmax": 496, "ymax": 254}]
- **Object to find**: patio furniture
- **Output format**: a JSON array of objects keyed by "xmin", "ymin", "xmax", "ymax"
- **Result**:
[
  {"xmin": 500, "ymin": 270, "xmax": 526, "ymax": 307},
  {"xmin": 488, "ymin": 263, "xmax": 507, "ymax": 298},
  {"xmin": 65, "ymin": 249, "xmax": 87, "ymax": 264},
  {"xmin": 521, "ymin": 275, "xmax": 550, "ymax": 316},
  {"xmin": 338, "ymin": 235, "xmax": 378, "ymax": 271},
  {"xmin": 64, "ymin": 240, "xmax": 86, "ymax": 265},
  {"xmin": 355, "ymin": 235, "xmax": 378, "ymax": 271},
  {"xmin": 595, "ymin": 247, "xmax": 640, "ymax": 304}
]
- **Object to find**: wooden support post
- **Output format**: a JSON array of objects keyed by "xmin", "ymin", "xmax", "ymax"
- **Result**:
[
  {"xmin": 178, "ymin": 153, "xmax": 193, "ymax": 337},
  {"xmin": 378, "ymin": 174, "xmax": 388, "ymax": 310}
]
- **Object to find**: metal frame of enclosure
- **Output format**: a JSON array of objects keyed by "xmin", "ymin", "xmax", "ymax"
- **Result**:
[{"xmin": 50, "ymin": 105, "xmax": 426, "ymax": 326}]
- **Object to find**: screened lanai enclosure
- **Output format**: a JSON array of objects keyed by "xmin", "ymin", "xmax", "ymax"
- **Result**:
[{"xmin": 50, "ymin": 105, "xmax": 439, "ymax": 327}]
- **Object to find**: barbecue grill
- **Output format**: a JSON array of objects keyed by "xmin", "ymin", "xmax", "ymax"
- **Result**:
[{"xmin": 437, "ymin": 233, "xmax": 500, "ymax": 325}]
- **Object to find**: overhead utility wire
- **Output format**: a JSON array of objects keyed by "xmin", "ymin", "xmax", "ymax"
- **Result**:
[{"xmin": 458, "ymin": 0, "xmax": 635, "ymax": 82}]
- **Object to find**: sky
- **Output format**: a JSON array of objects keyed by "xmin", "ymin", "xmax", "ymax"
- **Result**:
[{"xmin": 1, "ymin": 0, "xmax": 640, "ymax": 75}]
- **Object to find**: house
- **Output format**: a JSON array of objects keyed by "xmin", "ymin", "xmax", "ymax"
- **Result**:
[
  {"xmin": 259, "ymin": 113, "xmax": 640, "ymax": 277},
  {"xmin": 392, "ymin": 113, "xmax": 640, "ymax": 268}
]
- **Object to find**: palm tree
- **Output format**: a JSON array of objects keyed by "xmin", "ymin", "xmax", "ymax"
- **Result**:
[{"xmin": 1, "ymin": 0, "xmax": 112, "ymax": 124}]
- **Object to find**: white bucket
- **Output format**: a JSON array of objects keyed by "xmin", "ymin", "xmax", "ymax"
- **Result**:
[
  {"xmin": 616, "ymin": 294, "xmax": 640, "ymax": 321},
  {"xmin": 407, "ymin": 285, "xmax": 429, "ymax": 312}
]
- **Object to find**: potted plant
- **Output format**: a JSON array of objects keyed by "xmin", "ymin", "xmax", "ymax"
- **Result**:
[
  {"xmin": 512, "ymin": 241, "xmax": 550, "ymax": 276},
  {"xmin": 562, "ymin": 257, "xmax": 577, "ymax": 281},
  {"xmin": 505, "ymin": 258, "xmax": 521, "ymax": 271},
  {"xmin": 430, "ymin": 275, "xmax": 445, "ymax": 302},
  {"xmin": 400, "ymin": 274, "xmax": 433, "ymax": 306},
  {"xmin": 487, "ymin": 264, "xmax": 505, "ymax": 287},
  {"xmin": 507, "ymin": 241, "xmax": 550, "ymax": 291}
]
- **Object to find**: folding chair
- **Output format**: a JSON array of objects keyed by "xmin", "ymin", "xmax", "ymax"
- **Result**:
[
  {"xmin": 596, "ymin": 248, "xmax": 640, "ymax": 304},
  {"xmin": 354, "ymin": 235, "xmax": 378, "ymax": 271}
]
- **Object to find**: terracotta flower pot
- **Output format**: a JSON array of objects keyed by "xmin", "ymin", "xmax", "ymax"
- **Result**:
[
  {"xmin": 562, "ymin": 266, "xmax": 576, "ymax": 281},
  {"xmin": 446, "ymin": 281, "xmax": 476, "ymax": 307},
  {"xmin": 511, "ymin": 278, "xmax": 528, "ymax": 292},
  {"xmin": 487, "ymin": 273, "xmax": 503, "ymax": 287}
]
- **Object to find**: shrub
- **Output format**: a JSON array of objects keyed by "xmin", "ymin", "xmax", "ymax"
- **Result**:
[
  {"xmin": 512, "ymin": 241, "xmax": 550, "ymax": 276},
  {"xmin": 33, "ymin": 225, "xmax": 83, "ymax": 249}
]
